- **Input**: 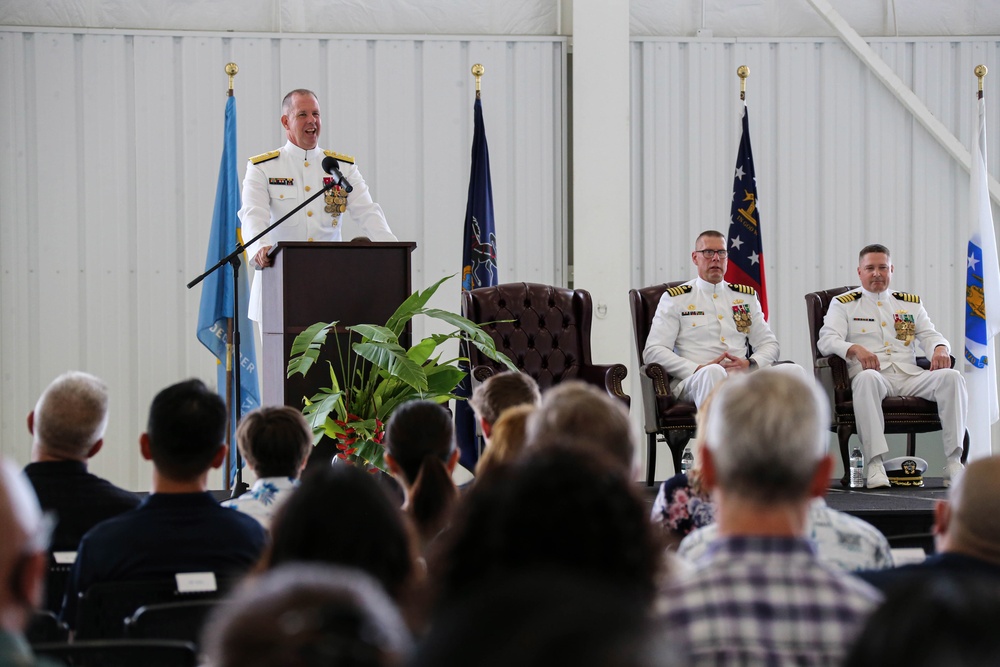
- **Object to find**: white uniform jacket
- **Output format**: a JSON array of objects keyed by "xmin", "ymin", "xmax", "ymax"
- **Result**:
[
  {"xmin": 817, "ymin": 287, "xmax": 949, "ymax": 379},
  {"xmin": 643, "ymin": 277, "xmax": 780, "ymax": 387},
  {"xmin": 238, "ymin": 140, "xmax": 397, "ymax": 321}
]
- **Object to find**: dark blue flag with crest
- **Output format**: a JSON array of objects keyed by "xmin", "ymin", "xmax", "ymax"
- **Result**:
[
  {"xmin": 725, "ymin": 104, "xmax": 768, "ymax": 320},
  {"xmin": 456, "ymin": 95, "xmax": 498, "ymax": 469}
]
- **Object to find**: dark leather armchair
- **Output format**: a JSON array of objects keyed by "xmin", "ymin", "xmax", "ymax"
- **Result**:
[
  {"xmin": 629, "ymin": 282, "xmax": 698, "ymax": 486},
  {"xmin": 805, "ymin": 286, "xmax": 969, "ymax": 485},
  {"xmin": 461, "ymin": 282, "xmax": 629, "ymax": 407}
]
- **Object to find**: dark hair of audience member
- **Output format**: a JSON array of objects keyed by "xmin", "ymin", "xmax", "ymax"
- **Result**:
[
  {"xmin": 844, "ymin": 574, "xmax": 1000, "ymax": 667},
  {"xmin": 236, "ymin": 405, "xmax": 313, "ymax": 478},
  {"xmin": 202, "ymin": 563, "xmax": 413, "ymax": 667},
  {"xmin": 432, "ymin": 443, "xmax": 662, "ymax": 608},
  {"xmin": 146, "ymin": 378, "xmax": 226, "ymax": 480},
  {"xmin": 383, "ymin": 400, "xmax": 457, "ymax": 545},
  {"xmin": 411, "ymin": 570, "xmax": 665, "ymax": 667},
  {"xmin": 473, "ymin": 403, "xmax": 534, "ymax": 482},
  {"xmin": 260, "ymin": 463, "xmax": 417, "ymax": 604}
]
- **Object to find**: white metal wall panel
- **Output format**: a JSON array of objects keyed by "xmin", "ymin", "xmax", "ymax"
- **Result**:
[
  {"xmin": 0, "ymin": 28, "xmax": 565, "ymax": 490},
  {"xmin": 631, "ymin": 36, "xmax": 1000, "ymax": 477}
]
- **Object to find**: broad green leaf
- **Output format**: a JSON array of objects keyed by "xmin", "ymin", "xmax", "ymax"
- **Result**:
[
  {"xmin": 348, "ymin": 323, "xmax": 397, "ymax": 344},
  {"xmin": 385, "ymin": 274, "xmax": 454, "ymax": 335},
  {"xmin": 287, "ymin": 321, "xmax": 336, "ymax": 377},
  {"xmin": 353, "ymin": 341, "xmax": 428, "ymax": 392},
  {"xmin": 353, "ymin": 439, "xmax": 388, "ymax": 473}
]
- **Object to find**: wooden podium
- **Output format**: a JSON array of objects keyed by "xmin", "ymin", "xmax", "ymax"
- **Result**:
[{"xmin": 260, "ymin": 241, "xmax": 416, "ymax": 408}]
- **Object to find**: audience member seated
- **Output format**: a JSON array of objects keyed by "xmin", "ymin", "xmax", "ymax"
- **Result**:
[
  {"xmin": 433, "ymin": 446, "xmax": 662, "ymax": 610},
  {"xmin": 467, "ymin": 371, "xmax": 541, "ymax": 449},
  {"xmin": 23, "ymin": 371, "xmax": 140, "ymax": 554},
  {"xmin": 649, "ymin": 389, "xmax": 718, "ymax": 550},
  {"xmin": 0, "ymin": 458, "xmax": 62, "ymax": 666},
  {"xmin": 678, "ymin": 496, "xmax": 893, "ymax": 572},
  {"xmin": 201, "ymin": 563, "xmax": 412, "ymax": 667},
  {"xmin": 845, "ymin": 574, "xmax": 1000, "ymax": 667},
  {"xmin": 222, "ymin": 406, "xmax": 312, "ymax": 529},
  {"xmin": 411, "ymin": 570, "xmax": 662, "ymax": 667},
  {"xmin": 859, "ymin": 454, "xmax": 1000, "ymax": 593},
  {"xmin": 524, "ymin": 380, "xmax": 635, "ymax": 476},
  {"xmin": 472, "ymin": 404, "xmax": 535, "ymax": 482},
  {"xmin": 259, "ymin": 464, "xmax": 419, "ymax": 614},
  {"xmin": 383, "ymin": 400, "xmax": 459, "ymax": 552},
  {"xmin": 60, "ymin": 379, "xmax": 267, "ymax": 630},
  {"xmin": 657, "ymin": 371, "xmax": 881, "ymax": 665}
]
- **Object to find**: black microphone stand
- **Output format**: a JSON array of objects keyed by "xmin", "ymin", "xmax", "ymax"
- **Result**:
[{"xmin": 188, "ymin": 178, "xmax": 339, "ymax": 497}]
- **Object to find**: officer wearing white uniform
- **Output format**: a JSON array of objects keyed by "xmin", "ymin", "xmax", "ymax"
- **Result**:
[
  {"xmin": 643, "ymin": 230, "xmax": 787, "ymax": 407},
  {"xmin": 238, "ymin": 89, "xmax": 397, "ymax": 322},
  {"xmin": 818, "ymin": 243, "xmax": 967, "ymax": 489}
]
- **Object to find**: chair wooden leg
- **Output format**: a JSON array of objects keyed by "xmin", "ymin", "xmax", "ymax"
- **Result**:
[
  {"xmin": 837, "ymin": 425, "xmax": 853, "ymax": 487},
  {"xmin": 906, "ymin": 433, "xmax": 916, "ymax": 457},
  {"xmin": 666, "ymin": 430, "xmax": 692, "ymax": 482},
  {"xmin": 646, "ymin": 433, "xmax": 657, "ymax": 487},
  {"xmin": 962, "ymin": 430, "xmax": 970, "ymax": 464}
]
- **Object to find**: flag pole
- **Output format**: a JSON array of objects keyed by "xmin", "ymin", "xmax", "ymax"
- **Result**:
[
  {"xmin": 223, "ymin": 62, "xmax": 238, "ymax": 488},
  {"xmin": 472, "ymin": 63, "xmax": 484, "ymax": 100},
  {"xmin": 977, "ymin": 64, "xmax": 987, "ymax": 98},
  {"xmin": 738, "ymin": 65, "xmax": 749, "ymax": 101}
]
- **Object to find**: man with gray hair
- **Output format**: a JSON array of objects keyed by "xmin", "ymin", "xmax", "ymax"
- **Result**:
[
  {"xmin": 24, "ymin": 371, "xmax": 140, "ymax": 554},
  {"xmin": 657, "ymin": 371, "xmax": 881, "ymax": 665},
  {"xmin": 0, "ymin": 458, "xmax": 61, "ymax": 666}
]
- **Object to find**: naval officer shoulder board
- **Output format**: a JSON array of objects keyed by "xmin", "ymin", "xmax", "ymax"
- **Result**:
[
  {"xmin": 249, "ymin": 150, "xmax": 280, "ymax": 165},
  {"xmin": 665, "ymin": 284, "xmax": 693, "ymax": 298},
  {"xmin": 323, "ymin": 150, "xmax": 355, "ymax": 164},
  {"xmin": 835, "ymin": 291, "xmax": 862, "ymax": 304},
  {"xmin": 728, "ymin": 284, "xmax": 756, "ymax": 296},
  {"xmin": 892, "ymin": 291, "xmax": 920, "ymax": 303}
]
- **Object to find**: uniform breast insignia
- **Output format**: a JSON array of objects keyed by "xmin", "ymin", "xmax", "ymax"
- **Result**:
[
  {"xmin": 665, "ymin": 284, "xmax": 693, "ymax": 298},
  {"xmin": 268, "ymin": 178, "xmax": 294, "ymax": 186},
  {"xmin": 894, "ymin": 312, "xmax": 916, "ymax": 345},
  {"xmin": 892, "ymin": 291, "xmax": 921, "ymax": 303},
  {"xmin": 323, "ymin": 149, "xmax": 355, "ymax": 165},
  {"xmin": 250, "ymin": 150, "xmax": 280, "ymax": 165},
  {"xmin": 681, "ymin": 307, "xmax": 704, "ymax": 316},
  {"xmin": 323, "ymin": 177, "xmax": 348, "ymax": 226},
  {"xmin": 835, "ymin": 291, "xmax": 862, "ymax": 303},
  {"xmin": 732, "ymin": 304, "xmax": 752, "ymax": 333},
  {"xmin": 728, "ymin": 284, "xmax": 756, "ymax": 295}
]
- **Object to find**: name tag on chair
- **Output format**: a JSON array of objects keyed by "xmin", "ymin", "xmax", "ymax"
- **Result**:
[
  {"xmin": 52, "ymin": 551, "xmax": 77, "ymax": 564},
  {"xmin": 175, "ymin": 572, "xmax": 217, "ymax": 593}
]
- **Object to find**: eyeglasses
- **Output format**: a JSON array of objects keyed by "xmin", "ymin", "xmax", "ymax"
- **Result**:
[{"xmin": 696, "ymin": 249, "xmax": 728, "ymax": 259}]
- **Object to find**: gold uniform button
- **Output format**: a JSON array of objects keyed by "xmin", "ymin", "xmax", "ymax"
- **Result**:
[
  {"xmin": 307, "ymin": 210, "xmax": 314, "ymax": 217},
  {"xmin": 305, "ymin": 185, "xmax": 311, "ymax": 192},
  {"xmin": 279, "ymin": 194, "xmax": 284, "ymax": 199},
  {"xmin": 721, "ymin": 336, "xmax": 726, "ymax": 342},
  {"xmin": 718, "ymin": 315, "xmax": 724, "ymax": 320},
  {"xmin": 881, "ymin": 322, "xmax": 886, "ymax": 327},
  {"xmin": 308, "ymin": 237, "xmax": 314, "ymax": 242},
  {"xmin": 877, "ymin": 301, "xmax": 882, "ymax": 306},
  {"xmin": 713, "ymin": 294, "xmax": 718, "ymax": 299},
  {"xmin": 304, "ymin": 161, "xmax": 310, "ymax": 167}
]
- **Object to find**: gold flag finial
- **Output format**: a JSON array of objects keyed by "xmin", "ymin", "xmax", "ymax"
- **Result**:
[
  {"xmin": 737, "ymin": 65, "xmax": 749, "ymax": 101},
  {"xmin": 976, "ymin": 64, "xmax": 988, "ymax": 93},
  {"xmin": 226, "ymin": 62, "xmax": 239, "ymax": 96},
  {"xmin": 472, "ymin": 63, "xmax": 484, "ymax": 99}
]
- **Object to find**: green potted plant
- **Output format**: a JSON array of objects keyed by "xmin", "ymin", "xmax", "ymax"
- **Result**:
[{"xmin": 286, "ymin": 275, "xmax": 516, "ymax": 473}]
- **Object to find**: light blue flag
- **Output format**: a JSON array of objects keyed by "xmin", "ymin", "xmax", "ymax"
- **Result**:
[
  {"xmin": 197, "ymin": 94, "xmax": 261, "ymax": 482},
  {"xmin": 964, "ymin": 92, "xmax": 1000, "ymax": 461}
]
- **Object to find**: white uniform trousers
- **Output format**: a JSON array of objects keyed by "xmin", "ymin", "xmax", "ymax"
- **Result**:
[
  {"xmin": 850, "ymin": 367, "xmax": 967, "ymax": 463},
  {"xmin": 675, "ymin": 363, "xmax": 809, "ymax": 408}
]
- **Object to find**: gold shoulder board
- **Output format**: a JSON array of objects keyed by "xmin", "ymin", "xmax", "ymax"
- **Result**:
[
  {"xmin": 835, "ymin": 291, "xmax": 862, "ymax": 304},
  {"xmin": 728, "ymin": 284, "xmax": 756, "ymax": 295},
  {"xmin": 323, "ymin": 150, "xmax": 355, "ymax": 165},
  {"xmin": 665, "ymin": 284, "xmax": 693, "ymax": 298},
  {"xmin": 892, "ymin": 291, "xmax": 920, "ymax": 303},
  {"xmin": 249, "ymin": 150, "xmax": 280, "ymax": 165}
]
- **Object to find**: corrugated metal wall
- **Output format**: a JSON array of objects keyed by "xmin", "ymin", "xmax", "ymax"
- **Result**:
[
  {"xmin": 0, "ymin": 28, "xmax": 565, "ymax": 489},
  {"xmin": 630, "ymin": 36, "xmax": 1000, "ymax": 477}
]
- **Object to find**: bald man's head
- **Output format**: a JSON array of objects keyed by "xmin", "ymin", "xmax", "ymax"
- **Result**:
[
  {"xmin": 0, "ymin": 458, "xmax": 48, "ymax": 628},
  {"xmin": 939, "ymin": 456, "xmax": 1000, "ymax": 564}
]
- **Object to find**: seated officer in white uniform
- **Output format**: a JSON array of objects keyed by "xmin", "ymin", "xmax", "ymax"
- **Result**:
[
  {"xmin": 238, "ymin": 88, "xmax": 397, "ymax": 322},
  {"xmin": 643, "ymin": 230, "xmax": 796, "ymax": 408},
  {"xmin": 818, "ymin": 243, "xmax": 967, "ymax": 489}
]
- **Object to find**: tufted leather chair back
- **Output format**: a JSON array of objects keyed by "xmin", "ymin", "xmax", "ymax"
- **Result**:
[{"xmin": 462, "ymin": 282, "xmax": 594, "ymax": 391}]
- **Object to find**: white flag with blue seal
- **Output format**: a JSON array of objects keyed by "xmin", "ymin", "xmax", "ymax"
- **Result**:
[{"xmin": 964, "ymin": 91, "xmax": 1000, "ymax": 461}]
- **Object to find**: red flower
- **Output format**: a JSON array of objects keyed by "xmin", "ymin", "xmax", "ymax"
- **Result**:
[
  {"xmin": 344, "ymin": 447, "xmax": 357, "ymax": 456},
  {"xmin": 336, "ymin": 453, "xmax": 349, "ymax": 460}
]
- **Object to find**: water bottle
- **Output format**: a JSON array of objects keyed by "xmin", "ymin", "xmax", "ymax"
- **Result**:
[
  {"xmin": 849, "ymin": 446, "xmax": 864, "ymax": 488},
  {"xmin": 680, "ymin": 446, "xmax": 694, "ymax": 475}
]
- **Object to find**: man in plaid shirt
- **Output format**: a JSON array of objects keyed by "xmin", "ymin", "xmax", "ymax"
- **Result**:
[{"xmin": 657, "ymin": 371, "xmax": 882, "ymax": 666}]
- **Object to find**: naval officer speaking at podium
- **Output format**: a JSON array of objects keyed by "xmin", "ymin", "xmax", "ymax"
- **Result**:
[{"xmin": 238, "ymin": 88, "xmax": 397, "ymax": 322}]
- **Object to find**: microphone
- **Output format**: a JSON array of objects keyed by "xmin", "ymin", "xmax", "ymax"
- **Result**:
[{"xmin": 321, "ymin": 156, "xmax": 354, "ymax": 193}]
